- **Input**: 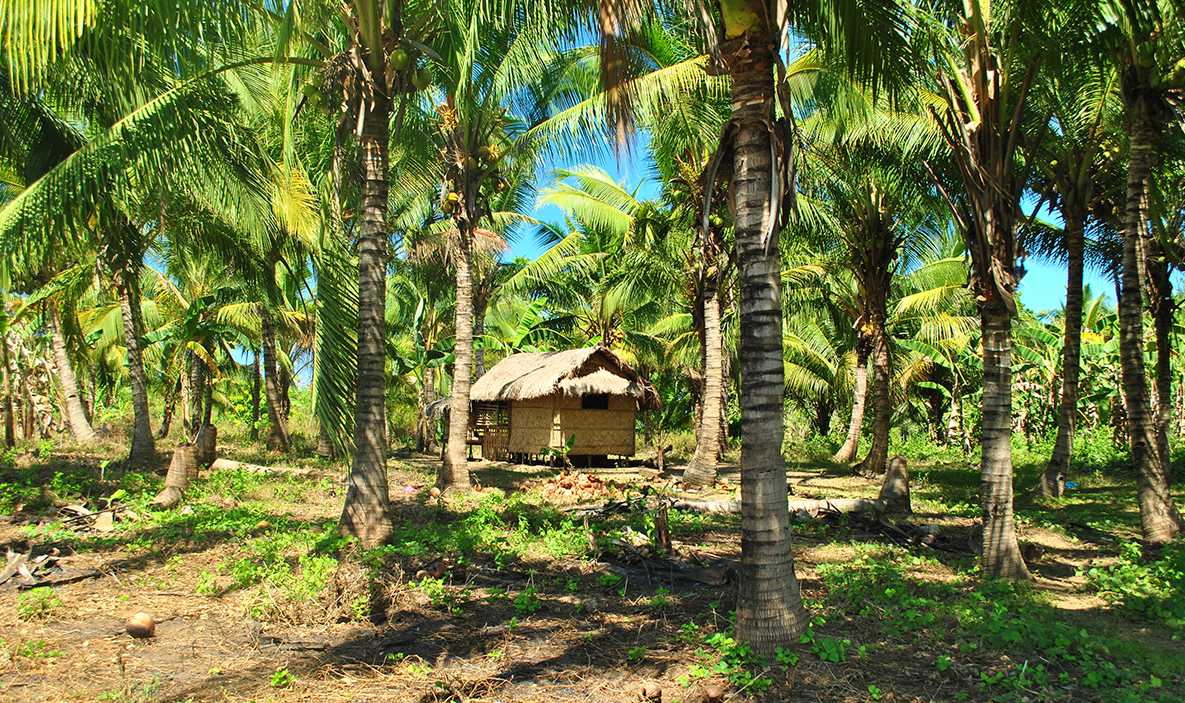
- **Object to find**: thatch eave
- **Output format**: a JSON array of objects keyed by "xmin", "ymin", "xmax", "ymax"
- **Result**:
[{"xmin": 469, "ymin": 346, "xmax": 660, "ymax": 410}]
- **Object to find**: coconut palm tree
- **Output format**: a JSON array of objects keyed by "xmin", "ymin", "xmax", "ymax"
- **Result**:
[
  {"xmin": 1025, "ymin": 45, "xmax": 1125, "ymax": 497},
  {"xmin": 579, "ymin": 0, "xmax": 916, "ymax": 651},
  {"xmin": 923, "ymin": 0, "xmax": 1058, "ymax": 579},
  {"xmin": 795, "ymin": 144, "xmax": 946, "ymax": 476},
  {"xmin": 1095, "ymin": 0, "xmax": 1185, "ymax": 544},
  {"xmin": 1147, "ymin": 160, "xmax": 1185, "ymax": 475}
]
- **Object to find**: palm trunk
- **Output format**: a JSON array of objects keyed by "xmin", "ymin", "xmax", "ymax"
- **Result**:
[
  {"xmin": 317, "ymin": 423, "xmax": 336, "ymax": 458},
  {"xmin": 979, "ymin": 303, "xmax": 1029, "ymax": 578},
  {"xmin": 441, "ymin": 229, "xmax": 474, "ymax": 489},
  {"xmin": 1044, "ymin": 209, "xmax": 1086, "ymax": 497},
  {"xmin": 116, "ymin": 268, "xmax": 155, "ymax": 465},
  {"xmin": 19, "ymin": 372, "xmax": 32, "ymax": 440},
  {"xmin": 157, "ymin": 376, "xmax": 180, "ymax": 439},
  {"xmin": 474, "ymin": 313, "xmax": 486, "ymax": 379},
  {"xmin": 684, "ymin": 282, "xmax": 724, "ymax": 487},
  {"xmin": 48, "ymin": 307, "xmax": 96, "ymax": 443},
  {"xmin": 279, "ymin": 364, "xmax": 291, "ymax": 423},
  {"xmin": 261, "ymin": 307, "xmax": 290, "ymax": 452},
  {"xmin": 339, "ymin": 75, "xmax": 394, "ymax": 547},
  {"xmin": 417, "ymin": 366, "xmax": 437, "ymax": 452},
  {"xmin": 1146, "ymin": 236, "xmax": 1173, "ymax": 479},
  {"xmin": 1120, "ymin": 104, "xmax": 1182, "ymax": 545},
  {"xmin": 812, "ymin": 399, "xmax": 833, "ymax": 436},
  {"xmin": 1, "ymin": 330, "xmax": 14, "ymax": 448},
  {"xmin": 187, "ymin": 351, "xmax": 203, "ymax": 438},
  {"xmin": 719, "ymin": 349, "xmax": 731, "ymax": 457},
  {"xmin": 728, "ymin": 29, "xmax": 807, "ymax": 655},
  {"xmin": 250, "ymin": 350, "xmax": 261, "ymax": 441},
  {"xmin": 1154, "ymin": 299, "xmax": 1173, "ymax": 482},
  {"xmin": 202, "ymin": 365, "xmax": 214, "ymax": 427},
  {"xmin": 857, "ymin": 329, "xmax": 891, "ymax": 477},
  {"xmin": 833, "ymin": 349, "xmax": 869, "ymax": 463}
]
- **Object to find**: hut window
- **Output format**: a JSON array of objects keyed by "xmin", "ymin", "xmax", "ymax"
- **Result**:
[{"xmin": 582, "ymin": 393, "xmax": 610, "ymax": 410}]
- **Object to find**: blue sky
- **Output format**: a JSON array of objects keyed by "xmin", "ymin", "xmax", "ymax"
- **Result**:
[{"xmin": 514, "ymin": 147, "xmax": 1105, "ymax": 316}]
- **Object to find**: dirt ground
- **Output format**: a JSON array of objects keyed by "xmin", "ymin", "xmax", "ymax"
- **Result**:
[{"xmin": 0, "ymin": 451, "xmax": 1180, "ymax": 702}]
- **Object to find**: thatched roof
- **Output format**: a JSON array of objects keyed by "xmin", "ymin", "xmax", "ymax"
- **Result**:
[{"xmin": 470, "ymin": 347, "xmax": 660, "ymax": 410}]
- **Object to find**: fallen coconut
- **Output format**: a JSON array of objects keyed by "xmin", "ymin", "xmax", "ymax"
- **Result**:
[{"xmin": 126, "ymin": 611, "xmax": 156, "ymax": 638}]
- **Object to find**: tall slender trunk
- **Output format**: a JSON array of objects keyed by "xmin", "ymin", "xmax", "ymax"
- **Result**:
[
  {"xmin": 719, "ymin": 349, "xmax": 731, "ymax": 457},
  {"xmin": 727, "ymin": 29, "xmax": 807, "ymax": 654},
  {"xmin": 250, "ymin": 350, "xmax": 261, "ymax": 441},
  {"xmin": 1120, "ymin": 103, "xmax": 1182, "ymax": 545},
  {"xmin": 279, "ymin": 364, "xmax": 291, "ymax": 423},
  {"xmin": 441, "ymin": 229, "xmax": 474, "ymax": 489},
  {"xmin": 474, "ymin": 312, "xmax": 486, "ymax": 379},
  {"xmin": 86, "ymin": 374, "xmax": 95, "ymax": 425},
  {"xmin": 202, "ymin": 364, "xmax": 214, "ymax": 427},
  {"xmin": 1044, "ymin": 209, "xmax": 1086, "ymax": 497},
  {"xmin": 812, "ymin": 399, "xmax": 833, "ymax": 436},
  {"xmin": 833, "ymin": 348, "xmax": 869, "ymax": 463},
  {"xmin": 157, "ymin": 377, "xmax": 178, "ymax": 439},
  {"xmin": 1146, "ymin": 235, "xmax": 1173, "ymax": 480},
  {"xmin": 261, "ymin": 307, "xmax": 290, "ymax": 452},
  {"xmin": 339, "ymin": 72, "xmax": 393, "ymax": 546},
  {"xmin": 980, "ymin": 303, "xmax": 1030, "ymax": 579},
  {"xmin": 857, "ymin": 328, "xmax": 891, "ymax": 477},
  {"xmin": 19, "ymin": 370, "xmax": 32, "ymax": 440},
  {"xmin": 116, "ymin": 268, "xmax": 155, "ymax": 465},
  {"xmin": 187, "ymin": 351, "xmax": 203, "ymax": 438},
  {"xmin": 48, "ymin": 307, "xmax": 96, "ymax": 443},
  {"xmin": 1, "ymin": 330, "xmax": 14, "ymax": 448},
  {"xmin": 1153, "ymin": 298, "xmax": 1172, "ymax": 475},
  {"xmin": 417, "ymin": 366, "xmax": 437, "ymax": 452},
  {"xmin": 685, "ymin": 282, "xmax": 724, "ymax": 486}
]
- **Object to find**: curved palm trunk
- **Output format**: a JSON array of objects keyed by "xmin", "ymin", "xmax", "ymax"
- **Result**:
[
  {"xmin": 857, "ymin": 329, "xmax": 891, "ymax": 477},
  {"xmin": 441, "ymin": 231, "xmax": 474, "ymax": 489},
  {"xmin": 685, "ymin": 282, "xmax": 725, "ymax": 487},
  {"xmin": 1120, "ymin": 105, "xmax": 1182, "ymax": 545},
  {"xmin": 116, "ymin": 269, "xmax": 155, "ymax": 465},
  {"xmin": 1043, "ymin": 210, "xmax": 1085, "ymax": 497},
  {"xmin": 339, "ymin": 82, "xmax": 394, "ymax": 547},
  {"xmin": 261, "ymin": 307, "xmax": 290, "ymax": 452},
  {"xmin": 48, "ymin": 307, "xmax": 96, "ymax": 443},
  {"xmin": 833, "ymin": 349, "xmax": 869, "ymax": 463},
  {"xmin": 980, "ymin": 303, "xmax": 1030, "ymax": 578},
  {"xmin": 728, "ymin": 30, "xmax": 807, "ymax": 655}
]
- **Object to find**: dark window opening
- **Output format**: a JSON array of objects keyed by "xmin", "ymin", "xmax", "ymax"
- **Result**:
[{"xmin": 582, "ymin": 393, "xmax": 610, "ymax": 410}]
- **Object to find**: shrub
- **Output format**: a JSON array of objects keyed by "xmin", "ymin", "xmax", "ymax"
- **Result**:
[
  {"xmin": 1085, "ymin": 541, "xmax": 1185, "ymax": 632},
  {"xmin": 17, "ymin": 587, "xmax": 62, "ymax": 621}
]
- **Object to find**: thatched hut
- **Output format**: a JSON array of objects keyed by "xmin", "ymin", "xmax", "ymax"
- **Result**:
[{"xmin": 468, "ymin": 346, "xmax": 660, "ymax": 461}]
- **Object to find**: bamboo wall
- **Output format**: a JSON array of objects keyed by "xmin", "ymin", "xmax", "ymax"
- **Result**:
[{"xmin": 507, "ymin": 393, "xmax": 636, "ymax": 456}]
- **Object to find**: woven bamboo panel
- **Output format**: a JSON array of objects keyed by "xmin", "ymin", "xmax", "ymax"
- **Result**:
[
  {"xmin": 503, "ymin": 393, "xmax": 637, "ymax": 456},
  {"xmin": 558, "ymin": 393, "xmax": 636, "ymax": 455},
  {"xmin": 509, "ymin": 399, "xmax": 554, "ymax": 454}
]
